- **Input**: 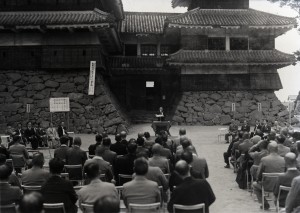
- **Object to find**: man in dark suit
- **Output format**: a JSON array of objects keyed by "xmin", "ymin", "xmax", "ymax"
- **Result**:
[
  {"xmin": 114, "ymin": 142, "xmax": 137, "ymax": 185},
  {"xmin": 251, "ymin": 120, "xmax": 262, "ymax": 138},
  {"xmin": 274, "ymin": 152, "xmax": 300, "ymax": 208},
  {"xmin": 24, "ymin": 121, "xmax": 38, "ymax": 149},
  {"xmin": 41, "ymin": 158, "xmax": 78, "ymax": 213},
  {"xmin": 110, "ymin": 134, "xmax": 127, "ymax": 156},
  {"xmin": 0, "ymin": 164, "xmax": 22, "ymax": 205},
  {"xmin": 285, "ymin": 175, "xmax": 300, "ymax": 213},
  {"xmin": 88, "ymin": 134, "xmax": 102, "ymax": 156},
  {"xmin": 99, "ymin": 138, "xmax": 117, "ymax": 166},
  {"xmin": 120, "ymin": 131, "xmax": 128, "ymax": 146},
  {"xmin": 225, "ymin": 119, "xmax": 238, "ymax": 143},
  {"xmin": 15, "ymin": 122, "xmax": 26, "ymax": 144},
  {"xmin": 261, "ymin": 119, "xmax": 271, "ymax": 135},
  {"xmin": 167, "ymin": 160, "xmax": 216, "ymax": 213},
  {"xmin": 155, "ymin": 106, "xmax": 165, "ymax": 121},
  {"xmin": 253, "ymin": 141, "xmax": 285, "ymax": 210},
  {"xmin": 54, "ymin": 137, "xmax": 70, "ymax": 162},
  {"xmin": 57, "ymin": 121, "xmax": 73, "ymax": 147},
  {"xmin": 240, "ymin": 120, "xmax": 250, "ymax": 132},
  {"xmin": 66, "ymin": 137, "xmax": 87, "ymax": 166}
]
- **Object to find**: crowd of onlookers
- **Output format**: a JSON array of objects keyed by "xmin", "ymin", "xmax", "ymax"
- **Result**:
[
  {"xmin": 223, "ymin": 118, "xmax": 300, "ymax": 212},
  {"xmin": 0, "ymin": 123, "xmax": 216, "ymax": 213}
]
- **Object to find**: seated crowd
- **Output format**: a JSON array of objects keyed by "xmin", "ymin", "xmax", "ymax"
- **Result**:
[
  {"xmin": 223, "ymin": 118, "xmax": 300, "ymax": 212},
  {"xmin": 0, "ymin": 127, "xmax": 215, "ymax": 213}
]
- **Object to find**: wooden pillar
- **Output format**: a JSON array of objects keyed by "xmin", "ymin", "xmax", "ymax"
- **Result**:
[
  {"xmin": 137, "ymin": 37, "xmax": 141, "ymax": 57},
  {"xmin": 226, "ymin": 36, "xmax": 230, "ymax": 51},
  {"xmin": 157, "ymin": 37, "xmax": 161, "ymax": 57}
]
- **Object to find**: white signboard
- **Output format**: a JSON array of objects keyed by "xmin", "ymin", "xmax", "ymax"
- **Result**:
[
  {"xmin": 26, "ymin": 104, "xmax": 30, "ymax": 113},
  {"xmin": 49, "ymin": 97, "xmax": 70, "ymax": 112},
  {"xmin": 231, "ymin": 103, "xmax": 236, "ymax": 112},
  {"xmin": 258, "ymin": 103, "xmax": 262, "ymax": 112},
  {"xmin": 88, "ymin": 61, "xmax": 96, "ymax": 95}
]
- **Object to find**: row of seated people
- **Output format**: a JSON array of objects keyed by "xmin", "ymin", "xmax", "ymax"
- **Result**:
[
  {"xmin": 225, "ymin": 119, "xmax": 295, "ymax": 143},
  {"xmin": 4, "ymin": 121, "xmax": 73, "ymax": 150},
  {"xmin": 223, "ymin": 122, "xmax": 300, "ymax": 212},
  {"xmin": 0, "ymin": 129, "xmax": 216, "ymax": 213}
]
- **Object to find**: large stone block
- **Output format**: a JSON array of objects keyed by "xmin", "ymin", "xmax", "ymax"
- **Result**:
[
  {"xmin": 253, "ymin": 95, "xmax": 266, "ymax": 102},
  {"xmin": 177, "ymin": 105, "xmax": 188, "ymax": 113},
  {"xmin": 8, "ymin": 86, "xmax": 18, "ymax": 93},
  {"xmin": 13, "ymin": 91, "xmax": 27, "ymax": 97},
  {"xmin": 0, "ymin": 85, "xmax": 6, "ymax": 92},
  {"xmin": 45, "ymin": 80, "xmax": 59, "ymax": 88},
  {"xmin": 33, "ymin": 94, "xmax": 45, "ymax": 100},
  {"xmin": 0, "ymin": 103, "xmax": 23, "ymax": 112},
  {"xmin": 74, "ymin": 76, "xmax": 86, "ymax": 84},
  {"xmin": 28, "ymin": 76, "xmax": 43, "ymax": 83},
  {"xmin": 220, "ymin": 115, "xmax": 232, "ymax": 125},
  {"xmin": 93, "ymin": 95, "xmax": 110, "ymax": 106},
  {"xmin": 173, "ymin": 115, "xmax": 184, "ymax": 123},
  {"xmin": 19, "ymin": 98, "xmax": 34, "ymax": 104},
  {"xmin": 203, "ymin": 113, "xmax": 214, "ymax": 121},
  {"xmin": 6, "ymin": 73, "xmax": 21, "ymax": 82},
  {"xmin": 33, "ymin": 83, "xmax": 46, "ymax": 91},
  {"xmin": 58, "ymin": 83, "xmax": 75, "ymax": 93},
  {"xmin": 211, "ymin": 93, "xmax": 222, "ymax": 101},
  {"xmin": 68, "ymin": 93, "xmax": 84, "ymax": 100},
  {"xmin": 278, "ymin": 110, "xmax": 289, "ymax": 117},
  {"xmin": 209, "ymin": 104, "xmax": 222, "ymax": 114},
  {"xmin": 37, "ymin": 100, "xmax": 49, "ymax": 108},
  {"xmin": 193, "ymin": 106, "xmax": 203, "ymax": 112},
  {"xmin": 104, "ymin": 117, "xmax": 123, "ymax": 128}
]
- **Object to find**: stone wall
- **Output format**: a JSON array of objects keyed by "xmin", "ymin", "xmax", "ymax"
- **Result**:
[
  {"xmin": 172, "ymin": 91, "xmax": 290, "ymax": 126},
  {"xmin": 0, "ymin": 70, "xmax": 129, "ymax": 134}
]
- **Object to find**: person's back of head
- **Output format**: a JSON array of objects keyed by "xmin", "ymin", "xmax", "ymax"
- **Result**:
[
  {"xmin": 95, "ymin": 146, "xmax": 106, "ymax": 157},
  {"xmin": 181, "ymin": 151, "xmax": 193, "ymax": 164},
  {"xmin": 60, "ymin": 136, "xmax": 69, "ymax": 145},
  {"xmin": 136, "ymin": 137, "xmax": 145, "ymax": 146},
  {"xmin": 13, "ymin": 135, "xmax": 21, "ymax": 144},
  {"xmin": 94, "ymin": 195, "xmax": 120, "ymax": 213},
  {"xmin": 115, "ymin": 134, "xmax": 121, "ymax": 143},
  {"xmin": 127, "ymin": 142, "xmax": 137, "ymax": 155},
  {"xmin": 155, "ymin": 136, "xmax": 163, "ymax": 145},
  {"xmin": 152, "ymin": 144, "xmax": 161, "ymax": 155},
  {"xmin": 293, "ymin": 132, "xmax": 300, "ymax": 141},
  {"xmin": 144, "ymin": 132, "xmax": 150, "ymax": 139},
  {"xmin": 238, "ymin": 131, "xmax": 244, "ymax": 139},
  {"xmin": 137, "ymin": 132, "xmax": 144, "ymax": 138},
  {"xmin": 284, "ymin": 152, "xmax": 297, "ymax": 169},
  {"xmin": 0, "ymin": 164, "xmax": 11, "ymax": 181},
  {"xmin": 31, "ymin": 153, "xmax": 45, "ymax": 168},
  {"xmin": 134, "ymin": 157, "xmax": 148, "ymax": 176},
  {"xmin": 268, "ymin": 141, "xmax": 278, "ymax": 154},
  {"xmin": 258, "ymin": 140, "xmax": 269, "ymax": 150},
  {"xmin": 18, "ymin": 192, "xmax": 44, "ymax": 213},
  {"xmin": 268, "ymin": 131, "xmax": 276, "ymax": 141},
  {"xmin": 297, "ymin": 141, "xmax": 300, "ymax": 152},
  {"xmin": 49, "ymin": 158, "xmax": 64, "ymax": 175},
  {"xmin": 276, "ymin": 135, "xmax": 286, "ymax": 144},
  {"xmin": 281, "ymin": 128, "xmax": 288, "ymax": 137},
  {"xmin": 74, "ymin": 137, "xmax": 82, "ymax": 147},
  {"xmin": 181, "ymin": 139, "xmax": 191, "ymax": 149},
  {"xmin": 120, "ymin": 131, "xmax": 127, "ymax": 139},
  {"xmin": 136, "ymin": 151, "xmax": 149, "ymax": 159},
  {"xmin": 102, "ymin": 138, "xmax": 111, "ymax": 147},
  {"xmin": 84, "ymin": 162, "xmax": 100, "ymax": 180},
  {"xmin": 0, "ymin": 154, "xmax": 6, "ymax": 165},
  {"xmin": 95, "ymin": 134, "xmax": 103, "ymax": 143},
  {"xmin": 243, "ymin": 132, "xmax": 250, "ymax": 140},
  {"xmin": 179, "ymin": 128, "xmax": 186, "ymax": 136},
  {"xmin": 175, "ymin": 160, "xmax": 190, "ymax": 177}
]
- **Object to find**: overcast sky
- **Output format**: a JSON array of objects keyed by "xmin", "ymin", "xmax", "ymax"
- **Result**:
[{"xmin": 122, "ymin": 0, "xmax": 300, "ymax": 102}]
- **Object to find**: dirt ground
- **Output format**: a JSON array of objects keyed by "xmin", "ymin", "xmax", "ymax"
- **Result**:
[{"xmin": 43, "ymin": 124, "xmax": 266, "ymax": 213}]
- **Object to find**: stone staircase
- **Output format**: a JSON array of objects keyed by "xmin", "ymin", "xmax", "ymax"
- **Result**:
[{"xmin": 129, "ymin": 110, "xmax": 157, "ymax": 123}]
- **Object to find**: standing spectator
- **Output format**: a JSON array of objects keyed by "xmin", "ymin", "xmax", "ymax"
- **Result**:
[
  {"xmin": 114, "ymin": 142, "xmax": 137, "ymax": 185},
  {"xmin": 225, "ymin": 119, "xmax": 238, "ymax": 143},
  {"xmin": 66, "ymin": 137, "xmax": 87, "ymax": 166},
  {"xmin": 144, "ymin": 132, "xmax": 155, "ymax": 149},
  {"xmin": 24, "ymin": 121, "xmax": 38, "ymax": 149},
  {"xmin": 167, "ymin": 160, "xmax": 216, "ymax": 213},
  {"xmin": 46, "ymin": 122, "xmax": 59, "ymax": 148},
  {"xmin": 88, "ymin": 134, "xmax": 102, "ymax": 156},
  {"xmin": 41, "ymin": 158, "xmax": 78, "ymax": 213},
  {"xmin": 0, "ymin": 164, "xmax": 22, "ymax": 205},
  {"xmin": 94, "ymin": 196, "xmax": 120, "ymax": 213},
  {"xmin": 240, "ymin": 120, "xmax": 250, "ymax": 133},
  {"xmin": 285, "ymin": 175, "xmax": 300, "ymax": 213},
  {"xmin": 149, "ymin": 144, "xmax": 170, "ymax": 174},
  {"xmin": 252, "ymin": 141, "xmax": 285, "ymax": 210},
  {"xmin": 21, "ymin": 153, "xmax": 49, "ymax": 186},
  {"xmin": 57, "ymin": 121, "xmax": 73, "ymax": 147},
  {"xmin": 54, "ymin": 137, "xmax": 70, "ymax": 162},
  {"xmin": 276, "ymin": 135, "xmax": 290, "ymax": 157},
  {"xmin": 18, "ymin": 192, "xmax": 44, "ymax": 213},
  {"xmin": 274, "ymin": 153, "xmax": 300, "ymax": 208},
  {"xmin": 122, "ymin": 157, "xmax": 161, "ymax": 207},
  {"xmin": 110, "ymin": 134, "xmax": 127, "ymax": 156},
  {"xmin": 99, "ymin": 138, "xmax": 117, "ymax": 165},
  {"xmin": 77, "ymin": 162, "xmax": 118, "ymax": 210}
]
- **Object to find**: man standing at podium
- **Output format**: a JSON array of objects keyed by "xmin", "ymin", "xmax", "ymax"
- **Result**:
[{"xmin": 155, "ymin": 107, "xmax": 165, "ymax": 121}]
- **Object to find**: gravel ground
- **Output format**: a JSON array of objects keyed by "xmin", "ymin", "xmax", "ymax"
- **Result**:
[{"xmin": 42, "ymin": 124, "xmax": 266, "ymax": 213}]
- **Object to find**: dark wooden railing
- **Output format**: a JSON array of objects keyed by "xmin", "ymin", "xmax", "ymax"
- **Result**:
[{"xmin": 108, "ymin": 56, "xmax": 166, "ymax": 69}]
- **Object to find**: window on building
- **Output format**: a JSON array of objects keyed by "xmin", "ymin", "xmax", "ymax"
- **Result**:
[
  {"xmin": 125, "ymin": 44, "xmax": 137, "ymax": 56},
  {"xmin": 141, "ymin": 45, "xmax": 157, "ymax": 57},
  {"xmin": 160, "ymin": 45, "xmax": 169, "ymax": 57},
  {"xmin": 146, "ymin": 81, "xmax": 154, "ymax": 88},
  {"xmin": 230, "ymin": 37, "xmax": 248, "ymax": 50},
  {"xmin": 208, "ymin": 37, "xmax": 225, "ymax": 50}
]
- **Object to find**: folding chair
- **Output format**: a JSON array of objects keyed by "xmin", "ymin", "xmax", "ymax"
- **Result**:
[
  {"xmin": 22, "ymin": 185, "xmax": 42, "ymax": 194},
  {"xmin": 10, "ymin": 154, "xmax": 27, "ymax": 173},
  {"xmin": 81, "ymin": 203, "xmax": 94, "ymax": 213},
  {"xmin": 118, "ymin": 174, "xmax": 132, "ymax": 185},
  {"xmin": 64, "ymin": 165, "xmax": 83, "ymax": 185},
  {"xmin": 0, "ymin": 203, "xmax": 17, "ymax": 213},
  {"xmin": 115, "ymin": 186, "xmax": 126, "ymax": 211},
  {"xmin": 173, "ymin": 203, "xmax": 205, "ymax": 213},
  {"xmin": 277, "ymin": 185, "xmax": 291, "ymax": 213},
  {"xmin": 128, "ymin": 202, "xmax": 161, "ymax": 213},
  {"xmin": 43, "ymin": 203, "xmax": 66, "ymax": 213},
  {"xmin": 1, "ymin": 136, "xmax": 10, "ymax": 148},
  {"xmin": 60, "ymin": 173, "xmax": 69, "ymax": 180},
  {"xmin": 217, "ymin": 128, "xmax": 227, "ymax": 143},
  {"xmin": 262, "ymin": 173, "xmax": 284, "ymax": 211}
]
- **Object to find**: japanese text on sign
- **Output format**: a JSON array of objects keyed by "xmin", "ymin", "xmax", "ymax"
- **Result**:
[
  {"xmin": 49, "ymin": 97, "xmax": 70, "ymax": 112},
  {"xmin": 88, "ymin": 61, "xmax": 96, "ymax": 95}
]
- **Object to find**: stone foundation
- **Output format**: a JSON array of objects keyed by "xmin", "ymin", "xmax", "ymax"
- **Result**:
[
  {"xmin": 172, "ymin": 91, "xmax": 290, "ymax": 125},
  {"xmin": 0, "ymin": 71, "xmax": 129, "ymax": 134}
]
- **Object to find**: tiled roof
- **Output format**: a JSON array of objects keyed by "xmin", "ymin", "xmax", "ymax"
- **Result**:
[
  {"xmin": 167, "ymin": 49, "xmax": 296, "ymax": 65},
  {"xmin": 166, "ymin": 8, "xmax": 297, "ymax": 27},
  {"xmin": 121, "ymin": 12, "xmax": 179, "ymax": 34},
  {"xmin": 0, "ymin": 9, "xmax": 114, "ymax": 27}
]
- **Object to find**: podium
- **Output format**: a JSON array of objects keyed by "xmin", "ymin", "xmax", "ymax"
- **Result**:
[{"xmin": 151, "ymin": 121, "xmax": 171, "ymax": 135}]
